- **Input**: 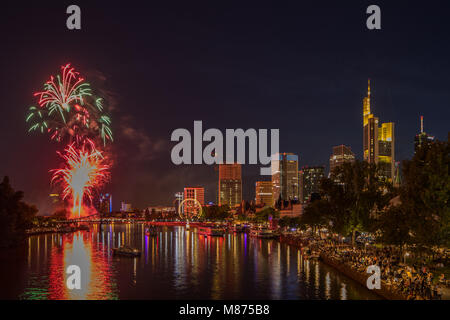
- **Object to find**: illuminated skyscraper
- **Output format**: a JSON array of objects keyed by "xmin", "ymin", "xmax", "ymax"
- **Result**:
[
  {"xmin": 300, "ymin": 166, "xmax": 325, "ymax": 203},
  {"xmin": 218, "ymin": 164, "xmax": 242, "ymax": 207},
  {"xmin": 184, "ymin": 187, "xmax": 204, "ymax": 216},
  {"xmin": 362, "ymin": 80, "xmax": 395, "ymax": 181},
  {"xmin": 329, "ymin": 145, "xmax": 355, "ymax": 176},
  {"xmin": 414, "ymin": 116, "xmax": 435, "ymax": 153},
  {"xmin": 271, "ymin": 153, "xmax": 299, "ymax": 203},
  {"xmin": 255, "ymin": 181, "xmax": 273, "ymax": 206},
  {"xmin": 99, "ymin": 193, "xmax": 113, "ymax": 214}
]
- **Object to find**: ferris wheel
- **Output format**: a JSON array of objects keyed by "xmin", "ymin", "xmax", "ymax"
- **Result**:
[{"xmin": 178, "ymin": 198, "xmax": 202, "ymax": 220}]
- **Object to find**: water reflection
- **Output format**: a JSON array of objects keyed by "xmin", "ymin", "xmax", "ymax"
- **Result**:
[{"xmin": 8, "ymin": 224, "xmax": 380, "ymax": 300}]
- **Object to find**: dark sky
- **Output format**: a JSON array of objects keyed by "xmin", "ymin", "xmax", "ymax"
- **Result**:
[{"xmin": 1, "ymin": 1, "xmax": 449, "ymax": 214}]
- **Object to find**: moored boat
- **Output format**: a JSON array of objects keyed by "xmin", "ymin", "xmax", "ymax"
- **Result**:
[
  {"xmin": 232, "ymin": 224, "xmax": 245, "ymax": 233},
  {"xmin": 197, "ymin": 226, "xmax": 225, "ymax": 236},
  {"xmin": 250, "ymin": 227, "xmax": 277, "ymax": 238}
]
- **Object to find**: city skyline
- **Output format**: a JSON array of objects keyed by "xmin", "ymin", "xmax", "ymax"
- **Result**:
[
  {"xmin": 0, "ymin": 2, "xmax": 449, "ymax": 212},
  {"xmin": 0, "ymin": 1, "xmax": 449, "ymax": 305}
]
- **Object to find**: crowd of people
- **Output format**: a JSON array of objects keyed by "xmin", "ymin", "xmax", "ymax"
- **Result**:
[{"xmin": 281, "ymin": 232, "xmax": 449, "ymax": 300}]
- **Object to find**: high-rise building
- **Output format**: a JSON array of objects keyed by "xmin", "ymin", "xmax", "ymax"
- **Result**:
[
  {"xmin": 183, "ymin": 187, "xmax": 204, "ymax": 216},
  {"xmin": 300, "ymin": 166, "xmax": 325, "ymax": 203},
  {"xmin": 174, "ymin": 192, "xmax": 184, "ymax": 215},
  {"xmin": 362, "ymin": 79, "xmax": 395, "ymax": 181},
  {"xmin": 218, "ymin": 164, "xmax": 242, "ymax": 207},
  {"xmin": 120, "ymin": 202, "xmax": 132, "ymax": 212},
  {"xmin": 271, "ymin": 153, "xmax": 299, "ymax": 203},
  {"xmin": 99, "ymin": 193, "xmax": 113, "ymax": 214},
  {"xmin": 414, "ymin": 116, "xmax": 435, "ymax": 153},
  {"xmin": 329, "ymin": 145, "xmax": 355, "ymax": 176},
  {"xmin": 255, "ymin": 181, "xmax": 273, "ymax": 206}
]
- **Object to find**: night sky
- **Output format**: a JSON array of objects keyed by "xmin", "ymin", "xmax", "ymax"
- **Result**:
[{"xmin": 1, "ymin": 1, "xmax": 449, "ymax": 214}]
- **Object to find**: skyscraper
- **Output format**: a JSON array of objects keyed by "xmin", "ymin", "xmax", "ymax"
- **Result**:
[
  {"xmin": 362, "ymin": 80, "xmax": 395, "ymax": 181},
  {"xmin": 183, "ymin": 187, "xmax": 204, "ymax": 216},
  {"xmin": 255, "ymin": 181, "xmax": 273, "ymax": 206},
  {"xmin": 299, "ymin": 166, "xmax": 325, "ymax": 203},
  {"xmin": 329, "ymin": 145, "xmax": 355, "ymax": 176},
  {"xmin": 271, "ymin": 153, "xmax": 299, "ymax": 203},
  {"xmin": 98, "ymin": 193, "xmax": 113, "ymax": 214},
  {"xmin": 414, "ymin": 116, "xmax": 435, "ymax": 153},
  {"xmin": 218, "ymin": 164, "xmax": 242, "ymax": 207}
]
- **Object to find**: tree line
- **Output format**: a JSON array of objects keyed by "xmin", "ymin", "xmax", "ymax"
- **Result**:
[
  {"xmin": 0, "ymin": 176, "xmax": 38, "ymax": 247},
  {"xmin": 291, "ymin": 139, "xmax": 449, "ymax": 251}
]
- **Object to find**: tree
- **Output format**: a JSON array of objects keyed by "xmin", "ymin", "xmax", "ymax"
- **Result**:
[
  {"xmin": 321, "ymin": 160, "xmax": 392, "ymax": 246},
  {"xmin": 376, "ymin": 204, "xmax": 412, "ymax": 250},
  {"xmin": 0, "ymin": 176, "xmax": 38, "ymax": 247},
  {"xmin": 279, "ymin": 216, "xmax": 302, "ymax": 229},
  {"xmin": 53, "ymin": 208, "xmax": 68, "ymax": 219},
  {"xmin": 301, "ymin": 199, "xmax": 332, "ymax": 232},
  {"xmin": 254, "ymin": 207, "xmax": 279, "ymax": 223},
  {"xmin": 395, "ymin": 140, "xmax": 450, "ymax": 249}
]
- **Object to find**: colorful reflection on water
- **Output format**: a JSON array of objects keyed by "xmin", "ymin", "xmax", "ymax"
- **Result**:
[{"xmin": 3, "ymin": 224, "xmax": 380, "ymax": 300}]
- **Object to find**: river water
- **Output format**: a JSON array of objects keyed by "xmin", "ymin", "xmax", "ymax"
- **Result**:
[{"xmin": 0, "ymin": 224, "xmax": 379, "ymax": 300}]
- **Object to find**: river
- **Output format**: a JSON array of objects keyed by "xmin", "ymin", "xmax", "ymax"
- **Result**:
[{"xmin": 0, "ymin": 223, "xmax": 380, "ymax": 300}]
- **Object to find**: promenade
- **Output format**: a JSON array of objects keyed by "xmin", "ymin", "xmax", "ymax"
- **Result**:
[{"xmin": 280, "ymin": 233, "xmax": 449, "ymax": 300}]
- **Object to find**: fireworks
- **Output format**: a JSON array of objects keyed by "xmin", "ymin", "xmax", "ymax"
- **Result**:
[
  {"xmin": 26, "ymin": 64, "xmax": 114, "ymax": 219},
  {"xmin": 51, "ymin": 140, "xmax": 110, "ymax": 218},
  {"xmin": 26, "ymin": 64, "xmax": 113, "ymax": 146}
]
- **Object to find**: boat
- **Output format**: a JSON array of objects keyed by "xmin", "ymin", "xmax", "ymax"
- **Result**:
[
  {"xmin": 232, "ymin": 224, "xmax": 245, "ymax": 233},
  {"xmin": 145, "ymin": 227, "xmax": 157, "ymax": 236},
  {"xmin": 197, "ymin": 226, "xmax": 225, "ymax": 236},
  {"xmin": 250, "ymin": 227, "xmax": 277, "ymax": 239},
  {"xmin": 112, "ymin": 246, "xmax": 141, "ymax": 257}
]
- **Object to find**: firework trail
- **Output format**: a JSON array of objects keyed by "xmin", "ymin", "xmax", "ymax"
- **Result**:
[
  {"xmin": 34, "ymin": 63, "xmax": 91, "ymax": 116},
  {"xmin": 26, "ymin": 64, "xmax": 113, "ymax": 146},
  {"xmin": 51, "ymin": 139, "xmax": 110, "ymax": 218}
]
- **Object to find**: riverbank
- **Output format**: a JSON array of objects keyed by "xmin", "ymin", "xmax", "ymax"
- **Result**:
[
  {"xmin": 26, "ymin": 225, "xmax": 89, "ymax": 235},
  {"xmin": 279, "ymin": 234, "xmax": 406, "ymax": 300}
]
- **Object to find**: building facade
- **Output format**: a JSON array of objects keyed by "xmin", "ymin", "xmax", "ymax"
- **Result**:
[
  {"xmin": 300, "ymin": 166, "xmax": 325, "ymax": 203},
  {"xmin": 183, "ymin": 187, "xmax": 205, "ymax": 216},
  {"xmin": 98, "ymin": 193, "xmax": 113, "ymax": 214},
  {"xmin": 255, "ymin": 181, "xmax": 273, "ymax": 206},
  {"xmin": 218, "ymin": 163, "xmax": 242, "ymax": 207},
  {"xmin": 362, "ymin": 80, "xmax": 395, "ymax": 181},
  {"xmin": 414, "ymin": 116, "xmax": 435, "ymax": 153},
  {"xmin": 329, "ymin": 145, "xmax": 355, "ymax": 176},
  {"xmin": 271, "ymin": 153, "xmax": 299, "ymax": 204}
]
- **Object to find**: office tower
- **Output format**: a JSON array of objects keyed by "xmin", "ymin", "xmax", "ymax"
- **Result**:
[
  {"xmin": 218, "ymin": 163, "xmax": 242, "ymax": 207},
  {"xmin": 183, "ymin": 187, "xmax": 204, "ymax": 216},
  {"xmin": 414, "ymin": 116, "xmax": 435, "ymax": 153},
  {"xmin": 99, "ymin": 193, "xmax": 113, "ymax": 214},
  {"xmin": 300, "ymin": 166, "xmax": 325, "ymax": 203},
  {"xmin": 329, "ymin": 145, "xmax": 356, "ymax": 176},
  {"xmin": 362, "ymin": 79, "xmax": 395, "ymax": 181},
  {"xmin": 174, "ymin": 192, "xmax": 184, "ymax": 215},
  {"xmin": 120, "ymin": 202, "xmax": 132, "ymax": 212},
  {"xmin": 378, "ymin": 122, "xmax": 395, "ymax": 180},
  {"xmin": 255, "ymin": 181, "xmax": 273, "ymax": 206},
  {"xmin": 271, "ymin": 153, "xmax": 299, "ymax": 203}
]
